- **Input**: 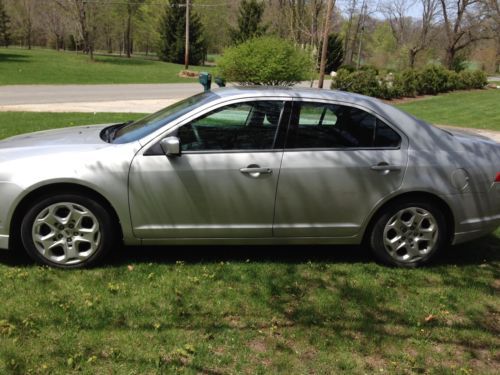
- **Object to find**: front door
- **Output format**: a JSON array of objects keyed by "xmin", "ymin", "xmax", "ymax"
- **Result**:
[{"xmin": 129, "ymin": 99, "xmax": 289, "ymax": 239}]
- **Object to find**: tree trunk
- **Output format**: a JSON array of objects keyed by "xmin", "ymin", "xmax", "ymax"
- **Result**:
[
  {"xmin": 444, "ymin": 47, "xmax": 454, "ymax": 70},
  {"xmin": 408, "ymin": 49, "xmax": 417, "ymax": 69},
  {"xmin": 126, "ymin": 6, "xmax": 132, "ymax": 58}
]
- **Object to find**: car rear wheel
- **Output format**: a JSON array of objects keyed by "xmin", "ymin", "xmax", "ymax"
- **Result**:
[
  {"xmin": 20, "ymin": 194, "xmax": 115, "ymax": 268},
  {"xmin": 369, "ymin": 199, "xmax": 448, "ymax": 267}
]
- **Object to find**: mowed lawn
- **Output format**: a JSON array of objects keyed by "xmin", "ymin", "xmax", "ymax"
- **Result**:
[
  {"xmin": 0, "ymin": 48, "xmax": 214, "ymax": 85},
  {"xmin": 0, "ymin": 105, "xmax": 499, "ymax": 373},
  {"xmin": 0, "ymin": 112, "xmax": 144, "ymax": 140},
  {"xmin": 395, "ymin": 89, "xmax": 500, "ymax": 130}
]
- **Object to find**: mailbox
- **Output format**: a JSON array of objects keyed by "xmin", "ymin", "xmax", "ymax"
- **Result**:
[{"xmin": 199, "ymin": 72, "xmax": 212, "ymax": 92}]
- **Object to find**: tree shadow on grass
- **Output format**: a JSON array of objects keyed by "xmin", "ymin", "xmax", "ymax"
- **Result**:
[
  {"xmin": 109, "ymin": 232, "xmax": 500, "ymax": 267},
  {"xmin": 0, "ymin": 233, "xmax": 497, "ymax": 268},
  {"xmin": 0, "ymin": 52, "xmax": 30, "ymax": 63}
]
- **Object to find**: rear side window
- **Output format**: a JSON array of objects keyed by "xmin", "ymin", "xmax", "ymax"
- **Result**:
[{"xmin": 286, "ymin": 102, "xmax": 401, "ymax": 149}]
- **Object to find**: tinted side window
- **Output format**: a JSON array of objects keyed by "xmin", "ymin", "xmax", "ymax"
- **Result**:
[
  {"xmin": 286, "ymin": 102, "xmax": 401, "ymax": 149},
  {"xmin": 177, "ymin": 101, "xmax": 284, "ymax": 151}
]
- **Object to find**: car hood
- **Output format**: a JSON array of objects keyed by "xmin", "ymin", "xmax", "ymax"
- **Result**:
[{"xmin": 0, "ymin": 124, "xmax": 110, "ymax": 149}]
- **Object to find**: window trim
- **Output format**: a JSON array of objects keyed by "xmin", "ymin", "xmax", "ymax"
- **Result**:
[
  {"xmin": 284, "ymin": 99, "xmax": 406, "ymax": 151},
  {"xmin": 143, "ymin": 98, "xmax": 293, "ymax": 156}
]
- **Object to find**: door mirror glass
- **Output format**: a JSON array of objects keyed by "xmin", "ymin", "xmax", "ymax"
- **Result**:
[{"xmin": 160, "ymin": 136, "xmax": 181, "ymax": 156}]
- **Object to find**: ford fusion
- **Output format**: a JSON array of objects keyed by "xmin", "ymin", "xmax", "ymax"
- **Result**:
[{"xmin": 0, "ymin": 87, "xmax": 499, "ymax": 268}]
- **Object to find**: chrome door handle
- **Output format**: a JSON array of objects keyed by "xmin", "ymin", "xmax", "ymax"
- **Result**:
[
  {"xmin": 370, "ymin": 163, "xmax": 401, "ymax": 172},
  {"xmin": 240, "ymin": 167, "xmax": 273, "ymax": 174},
  {"xmin": 240, "ymin": 165, "xmax": 273, "ymax": 178}
]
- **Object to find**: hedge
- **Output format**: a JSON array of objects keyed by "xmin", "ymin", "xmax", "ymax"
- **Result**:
[{"xmin": 331, "ymin": 65, "xmax": 488, "ymax": 100}]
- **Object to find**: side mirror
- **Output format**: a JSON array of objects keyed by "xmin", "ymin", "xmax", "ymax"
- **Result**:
[{"xmin": 160, "ymin": 136, "xmax": 181, "ymax": 156}]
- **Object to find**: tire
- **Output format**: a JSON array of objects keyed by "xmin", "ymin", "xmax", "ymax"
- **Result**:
[
  {"xmin": 369, "ymin": 199, "xmax": 448, "ymax": 267},
  {"xmin": 20, "ymin": 194, "xmax": 116, "ymax": 269}
]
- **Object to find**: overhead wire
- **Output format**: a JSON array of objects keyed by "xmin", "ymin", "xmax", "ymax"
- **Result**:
[{"xmin": 49, "ymin": 0, "xmax": 229, "ymax": 7}]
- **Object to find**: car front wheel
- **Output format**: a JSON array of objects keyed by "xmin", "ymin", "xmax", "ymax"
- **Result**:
[
  {"xmin": 369, "ymin": 199, "xmax": 448, "ymax": 267},
  {"xmin": 20, "ymin": 194, "xmax": 115, "ymax": 268}
]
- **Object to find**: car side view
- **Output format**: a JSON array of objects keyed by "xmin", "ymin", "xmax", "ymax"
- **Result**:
[{"xmin": 0, "ymin": 87, "xmax": 499, "ymax": 268}]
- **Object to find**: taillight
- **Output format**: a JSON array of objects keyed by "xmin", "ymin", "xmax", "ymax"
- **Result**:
[{"xmin": 495, "ymin": 173, "xmax": 500, "ymax": 182}]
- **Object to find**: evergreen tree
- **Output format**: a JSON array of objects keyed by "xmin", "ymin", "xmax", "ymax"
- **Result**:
[
  {"xmin": 318, "ymin": 34, "xmax": 344, "ymax": 73},
  {"xmin": 158, "ymin": 0, "xmax": 206, "ymax": 66},
  {"xmin": 0, "ymin": 0, "xmax": 11, "ymax": 47},
  {"xmin": 230, "ymin": 0, "xmax": 267, "ymax": 45}
]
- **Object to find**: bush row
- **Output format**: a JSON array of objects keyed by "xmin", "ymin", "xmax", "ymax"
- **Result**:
[{"xmin": 331, "ymin": 65, "xmax": 488, "ymax": 100}]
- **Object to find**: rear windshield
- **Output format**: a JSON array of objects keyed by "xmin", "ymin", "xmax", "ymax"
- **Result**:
[{"xmin": 112, "ymin": 91, "xmax": 218, "ymax": 144}]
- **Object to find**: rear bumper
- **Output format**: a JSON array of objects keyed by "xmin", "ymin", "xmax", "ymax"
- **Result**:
[
  {"xmin": 452, "ymin": 214, "xmax": 500, "ymax": 245},
  {"xmin": 0, "ymin": 234, "xmax": 9, "ymax": 250}
]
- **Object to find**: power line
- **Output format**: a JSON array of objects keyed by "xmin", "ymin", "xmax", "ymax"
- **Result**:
[{"xmin": 58, "ymin": 0, "xmax": 229, "ymax": 7}]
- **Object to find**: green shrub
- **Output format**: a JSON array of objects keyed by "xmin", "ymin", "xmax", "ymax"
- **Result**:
[
  {"xmin": 445, "ymin": 70, "xmax": 461, "ymax": 91},
  {"xmin": 331, "ymin": 65, "xmax": 487, "ymax": 100},
  {"xmin": 416, "ymin": 65, "xmax": 450, "ymax": 95},
  {"xmin": 393, "ymin": 69, "xmax": 419, "ymax": 97},
  {"xmin": 359, "ymin": 65, "xmax": 379, "ymax": 75},
  {"xmin": 458, "ymin": 70, "xmax": 487, "ymax": 89},
  {"xmin": 217, "ymin": 36, "xmax": 313, "ymax": 86},
  {"xmin": 331, "ymin": 68, "xmax": 381, "ymax": 97},
  {"xmin": 339, "ymin": 64, "xmax": 357, "ymax": 73}
]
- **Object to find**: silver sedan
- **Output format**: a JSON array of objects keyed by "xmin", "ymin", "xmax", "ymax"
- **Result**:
[{"xmin": 0, "ymin": 87, "xmax": 499, "ymax": 268}]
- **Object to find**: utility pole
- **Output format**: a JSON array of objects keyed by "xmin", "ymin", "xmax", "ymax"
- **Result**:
[
  {"xmin": 356, "ymin": 0, "xmax": 367, "ymax": 69},
  {"xmin": 184, "ymin": 0, "xmax": 190, "ymax": 70},
  {"xmin": 318, "ymin": 0, "xmax": 335, "ymax": 89}
]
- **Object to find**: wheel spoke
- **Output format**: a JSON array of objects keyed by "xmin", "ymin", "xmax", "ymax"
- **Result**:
[
  {"xmin": 419, "ymin": 228, "xmax": 435, "ymax": 241},
  {"xmin": 406, "ymin": 245, "xmax": 421, "ymax": 258}
]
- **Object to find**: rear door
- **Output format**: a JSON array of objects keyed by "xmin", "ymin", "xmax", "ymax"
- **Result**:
[{"xmin": 273, "ymin": 100, "xmax": 408, "ymax": 238}]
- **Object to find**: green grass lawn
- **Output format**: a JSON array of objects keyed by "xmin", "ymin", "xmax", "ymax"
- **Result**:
[
  {"xmin": 0, "ymin": 113, "xmax": 499, "ymax": 373},
  {"xmin": 394, "ymin": 89, "xmax": 500, "ymax": 130},
  {"xmin": 0, "ymin": 48, "xmax": 214, "ymax": 85},
  {"xmin": 0, "ymin": 112, "xmax": 144, "ymax": 140}
]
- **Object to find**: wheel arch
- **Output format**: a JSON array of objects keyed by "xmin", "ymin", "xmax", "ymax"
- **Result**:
[
  {"xmin": 9, "ymin": 183, "xmax": 123, "ymax": 249},
  {"xmin": 362, "ymin": 191, "xmax": 455, "ymax": 246}
]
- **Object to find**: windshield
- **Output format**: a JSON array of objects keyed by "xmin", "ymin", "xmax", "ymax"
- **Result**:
[{"xmin": 112, "ymin": 91, "xmax": 218, "ymax": 144}]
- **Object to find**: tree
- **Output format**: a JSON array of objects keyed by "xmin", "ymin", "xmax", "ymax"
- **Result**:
[
  {"xmin": 217, "ymin": 36, "xmax": 313, "ymax": 86},
  {"xmin": 40, "ymin": 0, "xmax": 68, "ymax": 50},
  {"xmin": 342, "ymin": 0, "xmax": 358, "ymax": 64},
  {"xmin": 480, "ymin": 0, "xmax": 499, "ymax": 72},
  {"xmin": 439, "ymin": 0, "xmax": 491, "ymax": 69},
  {"xmin": 0, "ymin": 0, "xmax": 10, "ymax": 47},
  {"xmin": 382, "ymin": 0, "xmax": 439, "ymax": 68},
  {"xmin": 69, "ymin": 0, "xmax": 100, "ymax": 59},
  {"xmin": 123, "ymin": 0, "xmax": 145, "ymax": 57},
  {"xmin": 158, "ymin": 0, "xmax": 206, "ymax": 66},
  {"xmin": 10, "ymin": 0, "xmax": 36, "ymax": 49},
  {"xmin": 318, "ymin": 33, "xmax": 344, "ymax": 72},
  {"xmin": 230, "ymin": 0, "xmax": 267, "ymax": 44}
]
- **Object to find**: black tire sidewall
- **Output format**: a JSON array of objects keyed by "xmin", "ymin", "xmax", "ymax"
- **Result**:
[
  {"xmin": 20, "ymin": 194, "xmax": 114, "ymax": 269},
  {"xmin": 370, "ymin": 199, "xmax": 448, "ymax": 267}
]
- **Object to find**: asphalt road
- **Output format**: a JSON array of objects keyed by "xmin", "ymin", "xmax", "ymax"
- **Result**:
[
  {"xmin": 0, "ymin": 81, "xmax": 331, "ymax": 106},
  {"xmin": 0, "ymin": 83, "xmax": 202, "ymax": 105}
]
